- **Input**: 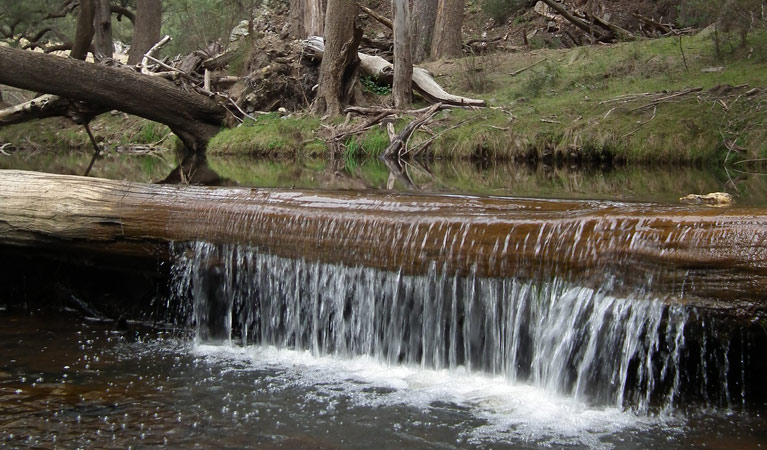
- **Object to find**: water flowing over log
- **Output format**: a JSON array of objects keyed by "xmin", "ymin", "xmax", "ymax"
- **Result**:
[
  {"xmin": 0, "ymin": 46, "xmax": 227, "ymax": 152},
  {"xmin": 304, "ymin": 36, "xmax": 486, "ymax": 107},
  {"xmin": 1, "ymin": 171, "xmax": 766, "ymax": 314}
]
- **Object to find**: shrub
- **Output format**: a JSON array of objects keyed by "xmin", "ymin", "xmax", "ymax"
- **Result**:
[{"xmin": 481, "ymin": 0, "xmax": 529, "ymax": 24}]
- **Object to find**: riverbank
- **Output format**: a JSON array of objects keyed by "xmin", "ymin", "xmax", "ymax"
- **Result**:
[{"xmin": 2, "ymin": 30, "xmax": 766, "ymax": 165}]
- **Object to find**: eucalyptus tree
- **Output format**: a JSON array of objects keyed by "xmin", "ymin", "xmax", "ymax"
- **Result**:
[{"xmin": 431, "ymin": 0, "xmax": 464, "ymax": 59}]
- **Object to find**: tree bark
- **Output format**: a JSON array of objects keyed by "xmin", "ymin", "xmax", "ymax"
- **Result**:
[
  {"xmin": 128, "ymin": 0, "xmax": 163, "ymax": 65},
  {"xmin": 411, "ymin": 0, "xmax": 437, "ymax": 63},
  {"xmin": 290, "ymin": 0, "xmax": 325, "ymax": 38},
  {"xmin": 431, "ymin": 0, "xmax": 464, "ymax": 60},
  {"xmin": 313, "ymin": 0, "xmax": 361, "ymax": 116},
  {"xmin": 0, "ymin": 46, "xmax": 226, "ymax": 152},
  {"xmin": 1, "ymin": 170, "xmax": 766, "ymax": 309},
  {"xmin": 93, "ymin": 0, "xmax": 114, "ymax": 59},
  {"xmin": 304, "ymin": 37, "xmax": 485, "ymax": 107},
  {"xmin": 392, "ymin": 0, "xmax": 413, "ymax": 108},
  {"xmin": 71, "ymin": 0, "xmax": 96, "ymax": 60}
]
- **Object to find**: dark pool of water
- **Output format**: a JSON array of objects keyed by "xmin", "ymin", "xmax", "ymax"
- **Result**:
[{"xmin": 1, "ymin": 310, "xmax": 765, "ymax": 449}]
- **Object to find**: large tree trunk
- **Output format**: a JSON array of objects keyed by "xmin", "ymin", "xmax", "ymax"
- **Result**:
[
  {"xmin": 304, "ymin": 37, "xmax": 485, "ymax": 107},
  {"xmin": 392, "ymin": 0, "xmax": 413, "ymax": 108},
  {"xmin": 128, "ymin": 0, "xmax": 163, "ymax": 65},
  {"xmin": 313, "ymin": 0, "xmax": 362, "ymax": 116},
  {"xmin": 411, "ymin": 0, "xmax": 437, "ymax": 63},
  {"xmin": 71, "ymin": 0, "xmax": 96, "ymax": 60},
  {"xmin": 0, "ymin": 46, "xmax": 226, "ymax": 152},
  {"xmin": 1, "ymin": 170, "xmax": 766, "ymax": 310},
  {"xmin": 431, "ymin": 0, "xmax": 464, "ymax": 60},
  {"xmin": 93, "ymin": 0, "xmax": 114, "ymax": 59},
  {"xmin": 290, "ymin": 0, "xmax": 325, "ymax": 38}
]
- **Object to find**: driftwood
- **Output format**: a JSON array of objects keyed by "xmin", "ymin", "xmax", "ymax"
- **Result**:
[
  {"xmin": 304, "ymin": 36, "xmax": 486, "ymax": 107},
  {"xmin": 1, "ymin": 170, "xmax": 766, "ymax": 311},
  {"xmin": 357, "ymin": 3, "xmax": 393, "ymax": 30},
  {"xmin": 381, "ymin": 102, "xmax": 442, "ymax": 159}
]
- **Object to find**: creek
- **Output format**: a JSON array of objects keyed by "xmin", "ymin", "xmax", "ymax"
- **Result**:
[{"xmin": 0, "ymin": 160, "xmax": 766, "ymax": 449}]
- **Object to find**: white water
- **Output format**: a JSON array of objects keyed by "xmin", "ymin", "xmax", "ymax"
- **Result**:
[{"xmin": 191, "ymin": 343, "xmax": 668, "ymax": 448}]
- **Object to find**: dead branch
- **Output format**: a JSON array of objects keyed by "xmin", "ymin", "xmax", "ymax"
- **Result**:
[
  {"xmin": 304, "ymin": 36, "xmax": 486, "ymax": 107},
  {"xmin": 140, "ymin": 35, "xmax": 171, "ymax": 75},
  {"xmin": 382, "ymin": 103, "xmax": 442, "ymax": 159},
  {"xmin": 536, "ymin": 0, "xmax": 610, "ymax": 42},
  {"xmin": 510, "ymin": 58, "xmax": 547, "ymax": 77},
  {"xmin": 82, "ymin": 122, "xmax": 101, "ymax": 177},
  {"xmin": 357, "ymin": 3, "xmax": 392, "ymax": 30},
  {"xmin": 630, "ymin": 87, "xmax": 703, "ymax": 112}
]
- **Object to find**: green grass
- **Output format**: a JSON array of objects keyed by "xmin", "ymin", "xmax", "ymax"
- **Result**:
[
  {"xmin": 207, "ymin": 113, "xmax": 324, "ymax": 156},
  {"xmin": 422, "ymin": 29, "xmax": 767, "ymax": 164},
  {"xmin": 3, "ymin": 29, "xmax": 766, "ymax": 168}
]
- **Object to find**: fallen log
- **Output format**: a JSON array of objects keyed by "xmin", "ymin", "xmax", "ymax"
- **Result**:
[
  {"xmin": 0, "ymin": 45, "xmax": 227, "ymax": 152},
  {"xmin": 0, "ymin": 94, "xmax": 105, "ymax": 126},
  {"xmin": 304, "ymin": 36, "xmax": 486, "ymax": 107},
  {"xmin": 1, "ymin": 170, "xmax": 766, "ymax": 313},
  {"xmin": 537, "ymin": 0, "xmax": 611, "ymax": 42}
]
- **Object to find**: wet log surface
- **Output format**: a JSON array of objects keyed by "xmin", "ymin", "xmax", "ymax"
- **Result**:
[{"xmin": 1, "ymin": 170, "xmax": 766, "ymax": 315}]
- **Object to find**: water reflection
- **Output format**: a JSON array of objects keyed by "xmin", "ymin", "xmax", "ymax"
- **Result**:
[{"xmin": 206, "ymin": 156, "xmax": 767, "ymax": 206}]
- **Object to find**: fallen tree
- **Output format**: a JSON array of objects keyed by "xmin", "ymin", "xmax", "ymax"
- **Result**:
[
  {"xmin": 1, "ymin": 170, "xmax": 766, "ymax": 313},
  {"xmin": 304, "ymin": 36, "xmax": 486, "ymax": 107},
  {"xmin": 0, "ymin": 45, "xmax": 227, "ymax": 152}
]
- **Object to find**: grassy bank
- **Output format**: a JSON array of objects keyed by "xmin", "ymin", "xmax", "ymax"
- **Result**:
[
  {"xmin": 0, "ymin": 114, "xmax": 178, "ymax": 181},
  {"xmin": 207, "ymin": 29, "xmax": 767, "ymax": 164},
  {"xmin": 3, "ymin": 30, "xmax": 766, "ymax": 166}
]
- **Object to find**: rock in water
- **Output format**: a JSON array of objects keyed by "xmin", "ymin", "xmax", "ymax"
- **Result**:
[{"xmin": 679, "ymin": 192, "xmax": 733, "ymax": 206}]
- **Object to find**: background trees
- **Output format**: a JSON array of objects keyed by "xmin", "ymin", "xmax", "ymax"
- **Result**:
[{"xmin": 313, "ymin": 0, "xmax": 362, "ymax": 115}]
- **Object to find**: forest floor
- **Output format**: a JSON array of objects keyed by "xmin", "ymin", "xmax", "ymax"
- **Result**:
[{"xmin": 1, "ymin": 27, "xmax": 766, "ymax": 175}]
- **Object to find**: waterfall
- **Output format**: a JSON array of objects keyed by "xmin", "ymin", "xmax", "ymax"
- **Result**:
[{"xmin": 169, "ymin": 241, "xmax": 753, "ymax": 413}]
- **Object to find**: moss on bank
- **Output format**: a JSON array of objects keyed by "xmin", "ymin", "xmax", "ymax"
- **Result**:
[
  {"xmin": 207, "ymin": 113, "xmax": 324, "ymax": 156},
  {"xmin": 201, "ymin": 30, "xmax": 767, "ymax": 164},
  {"xmin": 2, "ymin": 30, "xmax": 766, "ymax": 165}
]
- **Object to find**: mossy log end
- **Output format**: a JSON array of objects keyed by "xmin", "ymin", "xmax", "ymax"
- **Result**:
[{"xmin": 1, "ymin": 170, "xmax": 766, "ymax": 313}]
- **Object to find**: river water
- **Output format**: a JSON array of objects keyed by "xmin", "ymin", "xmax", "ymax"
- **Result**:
[
  {"xmin": 1, "ymin": 160, "xmax": 766, "ymax": 448},
  {"xmin": 1, "ymin": 309, "xmax": 765, "ymax": 449}
]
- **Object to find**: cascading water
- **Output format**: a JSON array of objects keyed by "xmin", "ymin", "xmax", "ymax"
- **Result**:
[{"xmin": 169, "ymin": 241, "xmax": 753, "ymax": 415}]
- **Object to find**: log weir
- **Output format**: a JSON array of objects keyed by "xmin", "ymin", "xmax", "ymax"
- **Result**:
[{"xmin": 0, "ymin": 170, "xmax": 766, "ymax": 313}]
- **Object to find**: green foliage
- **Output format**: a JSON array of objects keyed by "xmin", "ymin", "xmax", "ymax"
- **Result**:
[
  {"xmin": 162, "ymin": 0, "xmax": 261, "ymax": 55},
  {"xmin": 359, "ymin": 128, "xmax": 390, "ymax": 156},
  {"xmin": 523, "ymin": 62, "xmax": 561, "ymax": 98},
  {"xmin": 208, "ymin": 114, "xmax": 322, "ymax": 156},
  {"xmin": 0, "ymin": 0, "xmax": 77, "ymax": 48},
  {"xmin": 481, "ymin": 0, "xmax": 527, "ymax": 24},
  {"xmin": 678, "ymin": 0, "xmax": 767, "ymax": 54},
  {"xmin": 361, "ymin": 76, "xmax": 392, "ymax": 95}
]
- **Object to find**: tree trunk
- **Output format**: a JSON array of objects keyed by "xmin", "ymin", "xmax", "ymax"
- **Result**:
[
  {"xmin": 392, "ymin": 0, "xmax": 413, "ymax": 108},
  {"xmin": 128, "ymin": 0, "xmax": 163, "ymax": 65},
  {"xmin": 411, "ymin": 0, "xmax": 437, "ymax": 63},
  {"xmin": 71, "ymin": 0, "xmax": 96, "ymax": 60},
  {"xmin": 93, "ymin": 0, "xmax": 114, "ymax": 59},
  {"xmin": 313, "ymin": 0, "xmax": 361, "ymax": 116},
  {"xmin": 306, "ymin": 0, "xmax": 325, "ymax": 37},
  {"xmin": 1, "ymin": 170, "xmax": 766, "ymax": 309},
  {"xmin": 290, "ymin": 0, "xmax": 325, "ymax": 38},
  {"xmin": 430, "ymin": 0, "xmax": 464, "ymax": 60},
  {"xmin": 0, "ymin": 46, "xmax": 226, "ymax": 152},
  {"xmin": 290, "ymin": 0, "xmax": 306, "ymax": 37},
  {"xmin": 304, "ymin": 36, "xmax": 485, "ymax": 107}
]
